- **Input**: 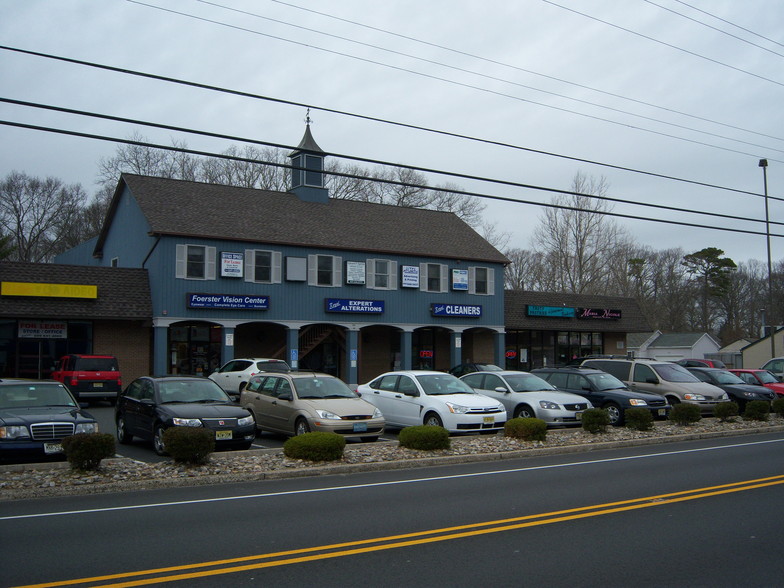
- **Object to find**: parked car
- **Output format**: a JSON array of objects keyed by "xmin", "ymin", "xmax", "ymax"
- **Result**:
[
  {"xmin": 50, "ymin": 354, "xmax": 121, "ymax": 404},
  {"xmin": 0, "ymin": 379, "xmax": 99, "ymax": 461},
  {"xmin": 760, "ymin": 357, "xmax": 784, "ymax": 381},
  {"xmin": 729, "ymin": 369, "xmax": 784, "ymax": 398},
  {"xmin": 356, "ymin": 370, "xmax": 506, "ymax": 433},
  {"xmin": 532, "ymin": 366, "xmax": 669, "ymax": 425},
  {"xmin": 460, "ymin": 370, "xmax": 591, "ymax": 427},
  {"xmin": 208, "ymin": 358, "xmax": 291, "ymax": 399},
  {"xmin": 676, "ymin": 358, "xmax": 727, "ymax": 369},
  {"xmin": 448, "ymin": 363, "xmax": 503, "ymax": 377},
  {"xmin": 580, "ymin": 358, "xmax": 729, "ymax": 413},
  {"xmin": 240, "ymin": 371, "xmax": 384, "ymax": 441},
  {"xmin": 686, "ymin": 367, "xmax": 775, "ymax": 410},
  {"xmin": 115, "ymin": 376, "xmax": 256, "ymax": 455}
]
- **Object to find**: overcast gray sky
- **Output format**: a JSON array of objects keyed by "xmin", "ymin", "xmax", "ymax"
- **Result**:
[{"xmin": 2, "ymin": 0, "xmax": 782, "ymax": 264}]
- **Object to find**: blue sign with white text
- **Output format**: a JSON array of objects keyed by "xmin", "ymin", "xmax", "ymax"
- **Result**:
[
  {"xmin": 431, "ymin": 303, "xmax": 482, "ymax": 318},
  {"xmin": 325, "ymin": 298, "xmax": 385, "ymax": 314},
  {"xmin": 188, "ymin": 293, "xmax": 269, "ymax": 310}
]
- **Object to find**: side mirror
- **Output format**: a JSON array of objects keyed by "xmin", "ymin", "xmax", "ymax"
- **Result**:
[
  {"xmin": 494, "ymin": 386, "xmax": 508, "ymax": 394},
  {"xmin": 278, "ymin": 393, "xmax": 293, "ymax": 401}
]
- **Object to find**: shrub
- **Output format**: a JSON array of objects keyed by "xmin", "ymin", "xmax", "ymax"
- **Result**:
[
  {"xmin": 283, "ymin": 431, "xmax": 346, "ymax": 461},
  {"xmin": 713, "ymin": 401, "xmax": 739, "ymax": 422},
  {"xmin": 581, "ymin": 408, "xmax": 610, "ymax": 434},
  {"xmin": 398, "ymin": 425, "xmax": 451, "ymax": 450},
  {"xmin": 669, "ymin": 403, "xmax": 702, "ymax": 425},
  {"xmin": 624, "ymin": 407, "xmax": 653, "ymax": 431},
  {"xmin": 504, "ymin": 417, "xmax": 547, "ymax": 441},
  {"xmin": 743, "ymin": 400, "xmax": 770, "ymax": 422},
  {"xmin": 162, "ymin": 427, "xmax": 215, "ymax": 464},
  {"xmin": 61, "ymin": 433, "xmax": 115, "ymax": 471},
  {"xmin": 772, "ymin": 398, "xmax": 784, "ymax": 418}
]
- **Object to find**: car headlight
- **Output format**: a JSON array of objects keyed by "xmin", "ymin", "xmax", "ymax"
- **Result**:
[
  {"xmin": 445, "ymin": 402, "xmax": 469, "ymax": 414},
  {"xmin": 315, "ymin": 409, "xmax": 342, "ymax": 420},
  {"xmin": 372, "ymin": 407, "xmax": 383, "ymax": 419},
  {"xmin": 628, "ymin": 399, "xmax": 648, "ymax": 406},
  {"xmin": 683, "ymin": 394, "xmax": 706, "ymax": 401},
  {"xmin": 0, "ymin": 425, "xmax": 30, "ymax": 439},
  {"xmin": 743, "ymin": 391, "xmax": 756, "ymax": 398},
  {"xmin": 75, "ymin": 423, "xmax": 99, "ymax": 434},
  {"xmin": 539, "ymin": 400, "xmax": 560, "ymax": 410},
  {"xmin": 237, "ymin": 415, "xmax": 254, "ymax": 427},
  {"xmin": 172, "ymin": 417, "xmax": 202, "ymax": 427}
]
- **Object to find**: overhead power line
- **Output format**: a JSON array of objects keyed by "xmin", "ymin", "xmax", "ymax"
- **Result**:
[
  {"xmin": 1, "ymin": 118, "xmax": 782, "ymax": 240},
  {"xmin": 673, "ymin": 0, "xmax": 784, "ymax": 50},
  {"xmin": 1, "ymin": 45, "xmax": 780, "ymax": 196}
]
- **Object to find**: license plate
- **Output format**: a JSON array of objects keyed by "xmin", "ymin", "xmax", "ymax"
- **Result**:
[
  {"xmin": 483, "ymin": 416, "xmax": 494, "ymax": 424},
  {"xmin": 92, "ymin": 382, "xmax": 104, "ymax": 389},
  {"xmin": 215, "ymin": 430, "xmax": 233, "ymax": 440},
  {"xmin": 44, "ymin": 443, "xmax": 63, "ymax": 454},
  {"xmin": 576, "ymin": 412, "xmax": 583, "ymax": 420},
  {"xmin": 353, "ymin": 422, "xmax": 368, "ymax": 432},
  {"xmin": 658, "ymin": 409, "xmax": 666, "ymax": 416}
]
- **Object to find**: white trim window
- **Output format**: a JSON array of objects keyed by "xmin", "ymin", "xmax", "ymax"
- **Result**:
[
  {"xmin": 308, "ymin": 254, "xmax": 342, "ymax": 287},
  {"xmin": 419, "ymin": 263, "xmax": 448, "ymax": 293},
  {"xmin": 245, "ymin": 249, "xmax": 282, "ymax": 283},
  {"xmin": 176, "ymin": 244, "xmax": 216, "ymax": 280},
  {"xmin": 367, "ymin": 259, "xmax": 398, "ymax": 290},
  {"xmin": 469, "ymin": 266, "xmax": 495, "ymax": 295}
]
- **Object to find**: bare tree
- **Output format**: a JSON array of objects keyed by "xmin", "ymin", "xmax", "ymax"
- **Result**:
[
  {"xmin": 0, "ymin": 171, "xmax": 86, "ymax": 262},
  {"xmin": 504, "ymin": 248, "xmax": 547, "ymax": 290},
  {"xmin": 429, "ymin": 182, "xmax": 486, "ymax": 229}
]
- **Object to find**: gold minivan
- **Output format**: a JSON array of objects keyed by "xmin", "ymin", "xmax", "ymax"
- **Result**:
[{"xmin": 240, "ymin": 371, "xmax": 385, "ymax": 441}]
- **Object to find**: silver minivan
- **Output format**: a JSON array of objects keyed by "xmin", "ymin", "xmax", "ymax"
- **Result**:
[{"xmin": 582, "ymin": 359, "xmax": 728, "ymax": 413}]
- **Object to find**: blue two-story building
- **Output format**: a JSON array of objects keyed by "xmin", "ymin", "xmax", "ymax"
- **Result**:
[{"xmin": 55, "ymin": 126, "xmax": 510, "ymax": 385}]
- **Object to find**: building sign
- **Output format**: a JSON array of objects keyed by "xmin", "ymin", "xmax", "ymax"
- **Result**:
[
  {"xmin": 18, "ymin": 320, "xmax": 67, "ymax": 339},
  {"xmin": 526, "ymin": 305, "xmax": 576, "ymax": 318},
  {"xmin": 506, "ymin": 350, "xmax": 517, "ymax": 359},
  {"xmin": 419, "ymin": 350, "xmax": 434, "ymax": 358},
  {"xmin": 452, "ymin": 269, "xmax": 468, "ymax": 291},
  {"xmin": 188, "ymin": 293, "xmax": 269, "ymax": 310},
  {"xmin": 345, "ymin": 261, "xmax": 366, "ymax": 285},
  {"xmin": 220, "ymin": 252, "xmax": 243, "ymax": 278},
  {"xmin": 2, "ymin": 281, "xmax": 97, "ymax": 299},
  {"xmin": 326, "ymin": 298, "xmax": 384, "ymax": 314},
  {"xmin": 401, "ymin": 265, "xmax": 419, "ymax": 288},
  {"xmin": 431, "ymin": 303, "xmax": 482, "ymax": 318},
  {"xmin": 578, "ymin": 308, "xmax": 622, "ymax": 320}
]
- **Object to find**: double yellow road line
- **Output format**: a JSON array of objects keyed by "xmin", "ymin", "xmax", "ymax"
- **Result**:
[{"xmin": 18, "ymin": 474, "xmax": 784, "ymax": 588}]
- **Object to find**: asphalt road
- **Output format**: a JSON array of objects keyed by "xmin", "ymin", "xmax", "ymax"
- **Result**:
[{"xmin": 3, "ymin": 432, "xmax": 784, "ymax": 587}]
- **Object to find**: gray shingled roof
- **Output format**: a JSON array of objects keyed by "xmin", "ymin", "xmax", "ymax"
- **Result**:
[
  {"xmin": 0, "ymin": 261, "xmax": 151, "ymax": 320},
  {"xmin": 96, "ymin": 174, "xmax": 509, "ymax": 264},
  {"xmin": 504, "ymin": 290, "xmax": 650, "ymax": 333},
  {"xmin": 648, "ymin": 332, "xmax": 715, "ymax": 348}
]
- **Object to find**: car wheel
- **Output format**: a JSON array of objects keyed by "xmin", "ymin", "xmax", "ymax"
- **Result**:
[
  {"xmin": 514, "ymin": 405, "xmax": 535, "ymax": 419},
  {"xmin": 108, "ymin": 396, "xmax": 117, "ymax": 407},
  {"xmin": 360, "ymin": 436, "xmax": 379, "ymax": 443},
  {"xmin": 153, "ymin": 424, "xmax": 168, "ymax": 456},
  {"xmin": 604, "ymin": 402, "xmax": 623, "ymax": 426},
  {"xmin": 667, "ymin": 396, "xmax": 680, "ymax": 406},
  {"xmin": 295, "ymin": 418, "xmax": 311, "ymax": 436},
  {"xmin": 116, "ymin": 416, "xmax": 133, "ymax": 444},
  {"xmin": 423, "ymin": 412, "xmax": 443, "ymax": 427},
  {"xmin": 239, "ymin": 382, "xmax": 247, "ymax": 393}
]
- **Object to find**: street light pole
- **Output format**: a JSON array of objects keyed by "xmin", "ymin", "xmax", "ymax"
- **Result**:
[{"xmin": 760, "ymin": 158, "xmax": 775, "ymax": 359}]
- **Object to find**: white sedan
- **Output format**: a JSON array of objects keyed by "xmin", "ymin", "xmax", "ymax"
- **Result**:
[
  {"xmin": 460, "ymin": 370, "xmax": 592, "ymax": 427},
  {"xmin": 356, "ymin": 370, "xmax": 507, "ymax": 434}
]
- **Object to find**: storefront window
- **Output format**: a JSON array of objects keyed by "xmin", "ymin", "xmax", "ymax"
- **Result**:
[{"xmin": 168, "ymin": 322, "xmax": 221, "ymax": 376}]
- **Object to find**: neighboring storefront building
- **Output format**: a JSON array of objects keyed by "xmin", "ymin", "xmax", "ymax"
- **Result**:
[
  {"xmin": 503, "ymin": 290, "xmax": 650, "ymax": 369},
  {"xmin": 0, "ymin": 261, "xmax": 151, "ymax": 383},
  {"xmin": 54, "ymin": 126, "xmax": 510, "ymax": 385}
]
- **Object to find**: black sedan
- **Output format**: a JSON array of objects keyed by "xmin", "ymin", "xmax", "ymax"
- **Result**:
[
  {"xmin": 532, "ymin": 367, "xmax": 670, "ymax": 425},
  {"xmin": 115, "ymin": 376, "xmax": 256, "ymax": 455},
  {"xmin": 0, "ymin": 379, "xmax": 98, "ymax": 462},
  {"xmin": 686, "ymin": 367, "xmax": 775, "ymax": 411}
]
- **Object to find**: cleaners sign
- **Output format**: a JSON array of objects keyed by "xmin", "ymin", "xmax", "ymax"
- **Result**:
[
  {"xmin": 326, "ymin": 299, "xmax": 384, "ymax": 314},
  {"xmin": 431, "ymin": 303, "xmax": 482, "ymax": 318},
  {"xmin": 188, "ymin": 293, "xmax": 269, "ymax": 310}
]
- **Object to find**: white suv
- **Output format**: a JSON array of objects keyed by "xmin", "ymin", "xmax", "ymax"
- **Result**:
[{"xmin": 208, "ymin": 358, "xmax": 291, "ymax": 399}]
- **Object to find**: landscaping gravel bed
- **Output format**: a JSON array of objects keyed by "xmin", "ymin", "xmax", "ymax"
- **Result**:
[{"xmin": 2, "ymin": 418, "xmax": 783, "ymax": 501}]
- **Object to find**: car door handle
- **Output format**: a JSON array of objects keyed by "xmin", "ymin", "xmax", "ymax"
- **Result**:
[
  {"xmin": 395, "ymin": 394, "xmax": 402, "ymax": 398},
  {"xmin": 373, "ymin": 391, "xmax": 380, "ymax": 394}
]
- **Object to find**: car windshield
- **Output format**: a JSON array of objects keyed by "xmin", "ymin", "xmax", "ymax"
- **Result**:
[
  {"xmin": 756, "ymin": 371, "xmax": 778, "ymax": 384},
  {"xmin": 652, "ymin": 364, "xmax": 699, "ymax": 383},
  {"xmin": 294, "ymin": 377, "xmax": 356, "ymax": 399},
  {"xmin": 475, "ymin": 364, "xmax": 502, "ymax": 372},
  {"xmin": 416, "ymin": 374, "xmax": 475, "ymax": 395},
  {"xmin": 712, "ymin": 371, "xmax": 745, "ymax": 385},
  {"xmin": 0, "ymin": 383, "xmax": 77, "ymax": 409},
  {"xmin": 256, "ymin": 361, "xmax": 291, "ymax": 372},
  {"xmin": 585, "ymin": 372, "xmax": 627, "ymax": 391},
  {"xmin": 158, "ymin": 380, "xmax": 230, "ymax": 403},
  {"xmin": 502, "ymin": 373, "xmax": 556, "ymax": 392}
]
